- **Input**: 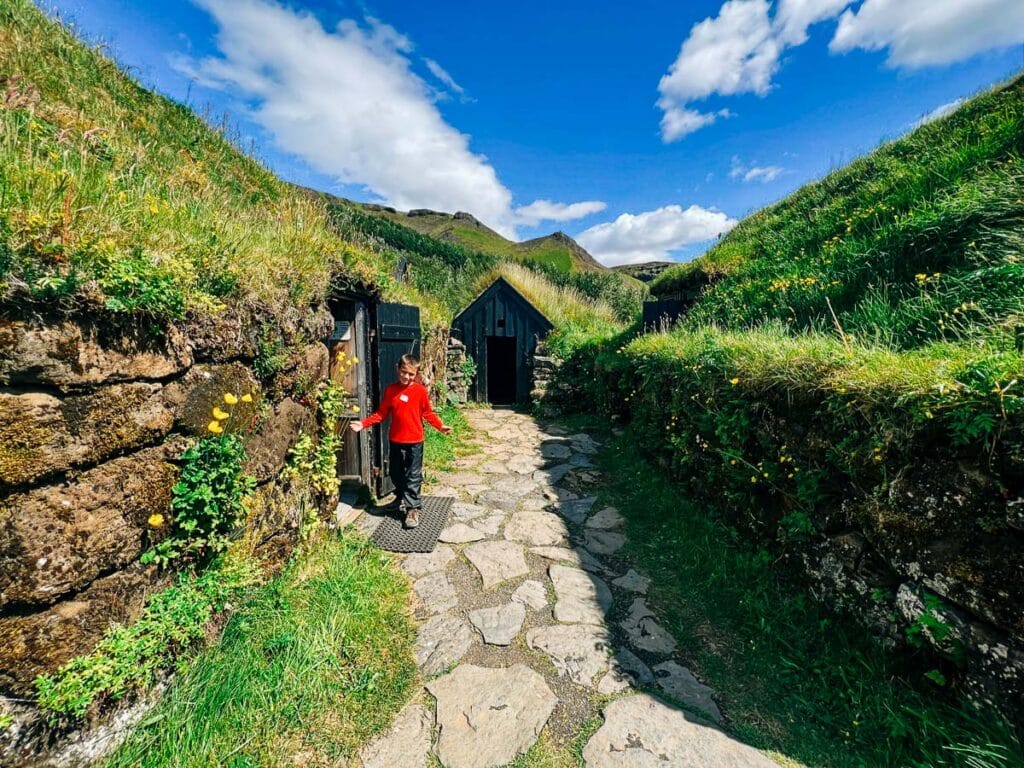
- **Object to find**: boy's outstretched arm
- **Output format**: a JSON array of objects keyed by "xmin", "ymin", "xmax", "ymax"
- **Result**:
[
  {"xmin": 421, "ymin": 389, "xmax": 452, "ymax": 434},
  {"xmin": 350, "ymin": 389, "xmax": 392, "ymax": 433}
]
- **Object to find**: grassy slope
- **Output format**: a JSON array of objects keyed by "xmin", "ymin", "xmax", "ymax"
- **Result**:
[
  {"xmin": 651, "ymin": 75, "xmax": 1023, "ymax": 353},
  {"xmin": 0, "ymin": 0, "xmax": 404, "ymax": 321},
  {"xmin": 355, "ymin": 202, "xmax": 609, "ymax": 274}
]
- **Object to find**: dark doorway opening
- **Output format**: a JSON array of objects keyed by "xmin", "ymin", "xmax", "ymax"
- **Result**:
[{"xmin": 486, "ymin": 336, "xmax": 517, "ymax": 404}]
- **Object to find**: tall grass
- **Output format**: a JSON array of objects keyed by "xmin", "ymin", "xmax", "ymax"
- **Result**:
[
  {"xmin": 104, "ymin": 534, "xmax": 416, "ymax": 768},
  {"xmin": 0, "ymin": 0, "xmax": 389, "ymax": 319}
]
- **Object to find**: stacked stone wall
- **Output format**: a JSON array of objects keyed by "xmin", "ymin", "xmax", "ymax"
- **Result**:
[{"xmin": 0, "ymin": 302, "xmax": 331, "ymax": 699}]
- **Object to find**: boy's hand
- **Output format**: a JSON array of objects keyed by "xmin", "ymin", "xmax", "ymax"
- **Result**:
[
  {"xmin": 349, "ymin": 421, "xmax": 364, "ymax": 433},
  {"xmin": 440, "ymin": 424, "xmax": 452, "ymax": 434}
]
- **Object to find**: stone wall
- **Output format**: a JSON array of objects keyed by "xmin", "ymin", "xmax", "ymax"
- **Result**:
[
  {"xmin": 0, "ymin": 302, "xmax": 331, "ymax": 701},
  {"xmin": 445, "ymin": 337, "xmax": 469, "ymax": 405}
]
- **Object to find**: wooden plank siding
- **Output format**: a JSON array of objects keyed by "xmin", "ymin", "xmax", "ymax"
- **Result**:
[{"xmin": 451, "ymin": 278, "xmax": 554, "ymax": 403}]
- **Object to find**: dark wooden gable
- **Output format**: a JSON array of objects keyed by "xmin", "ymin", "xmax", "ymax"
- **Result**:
[{"xmin": 451, "ymin": 278, "xmax": 554, "ymax": 403}]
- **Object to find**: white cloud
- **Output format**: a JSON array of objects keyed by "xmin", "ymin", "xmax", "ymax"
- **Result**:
[
  {"xmin": 514, "ymin": 199, "xmax": 607, "ymax": 227},
  {"xmin": 830, "ymin": 0, "xmax": 1024, "ymax": 68},
  {"xmin": 179, "ymin": 0, "xmax": 578, "ymax": 239},
  {"xmin": 775, "ymin": 0, "xmax": 851, "ymax": 45},
  {"xmin": 912, "ymin": 97, "xmax": 964, "ymax": 128},
  {"xmin": 424, "ymin": 57, "xmax": 466, "ymax": 96},
  {"xmin": 576, "ymin": 205, "xmax": 738, "ymax": 266},
  {"xmin": 730, "ymin": 155, "xmax": 784, "ymax": 182}
]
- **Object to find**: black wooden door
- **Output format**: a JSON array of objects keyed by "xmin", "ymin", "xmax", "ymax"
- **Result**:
[{"xmin": 372, "ymin": 301, "xmax": 421, "ymax": 497}]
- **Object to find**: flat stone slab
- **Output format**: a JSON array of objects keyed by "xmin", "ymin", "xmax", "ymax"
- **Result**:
[
  {"xmin": 452, "ymin": 502, "xmax": 488, "ymax": 521},
  {"xmin": 542, "ymin": 487, "xmax": 578, "ymax": 502},
  {"xmin": 416, "ymin": 615, "xmax": 476, "ymax": 676},
  {"xmin": 519, "ymin": 496, "xmax": 549, "ymax": 511},
  {"xmin": 464, "ymin": 540, "xmax": 529, "ymax": 589},
  {"xmin": 445, "ymin": 472, "xmax": 485, "ymax": 487},
  {"xmin": 529, "ymin": 546, "xmax": 606, "ymax": 573},
  {"xmin": 585, "ymin": 507, "xmax": 624, "ymax": 529},
  {"xmin": 471, "ymin": 512, "xmax": 505, "ymax": 536},
  {"xmin": 654, "ymin": 661, "xmax": 723, "ymax": 722},
  {"xmin": 526, "ymin": 624, "xmax": 612, "ymax": 687},
  {"xmin": 402, "ymin": 545, "xmax": 456, "ymax": 578},
  {"xmin": 508, "ymin": 454, "xmax": 545, "ymax": 474},
  {"xmin": 556, "ymin": 496, "xmax": 597, "ymax": 524},
  {"xmin": 569, "ymin": 433, "xmax": 601, "ymax": 454},
  {"xmin": 476, "ymin": 490, "xmax": 519, "ymax": 511},
  {"xmin": 503, "ymin": 510, "xmax": 568, "ymax": 546},
  {"xmin": 583, "ymin": 695, "xmax": 776, "ymax": 767},
  {"xmin": 533, "ymin": 464, "xmax": 572, "ymax": 486},
  {"xmin": 468, "ymin": 602, "xmax": 527, "ymax": 645},
  {"xmin": 584, "ymin": 529, "xmax": 626, "ymax": 555},
  {"xmin": 413, "ymin": 572, "xmax": 458, "ymax": 614},
  {"xmin": 612, "ymin": 569, "xmax": 650, "ymax": 594},
  {"xmin": 358, "ymin": 702, "xmax": 433, "ymax": 768},
  {"xmin": 550, "ymin": 564, "xmax": 612, "ymax": 625},
  {"xmin": 620, "ymin": 598, "xmax": 678, "ymax": 655},
  {"xmin": 428, "ymin": 664, "xmax": 556, "ymax": 768},
  {"xmin": 540, "ymin": 441, "xmax": 573, "ymax": 459},
  {"xmin": 491, "ymin": 475, "xmax": 539, "ymax": 498},
  {"xmin": 479, "ymin": 459, "xmax": 512, "ymax": 474},
  {"xmin": 439, "ymin": 523, "xmax": 487, "ymax": 544},
  {"xmin": 511, "ymin": 579, "xmax": 548, "ymax": 611}
]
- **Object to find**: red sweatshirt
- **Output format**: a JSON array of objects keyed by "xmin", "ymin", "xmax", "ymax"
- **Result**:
[{"xmin": 360, "ymin": 382, "xmax": 444, "ymax": 444}]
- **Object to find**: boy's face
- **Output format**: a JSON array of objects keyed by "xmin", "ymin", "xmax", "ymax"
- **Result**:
[{"xmin": 397, "ymin": 364, "xmax": 418, "ymax": 386}]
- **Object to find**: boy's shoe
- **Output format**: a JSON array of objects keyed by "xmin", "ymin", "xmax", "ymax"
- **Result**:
[
  {"xmin": 379, "ymin": 497, "xmax": 402, "ymax": 513},
  {"xmin": 404, "ymin": 508, "xmax": 421, "ymax": 529}
]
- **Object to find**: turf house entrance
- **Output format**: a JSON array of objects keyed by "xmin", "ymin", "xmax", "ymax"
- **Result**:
[
  {"xmin": 450, "ymin": 277, "xmax": 554, "ymax": 405},
  {"xmin": 326, "ymin": 291, "xmax": 421, "ymax": 497}
]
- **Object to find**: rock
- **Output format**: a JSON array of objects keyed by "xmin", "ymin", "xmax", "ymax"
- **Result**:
[
  {"xmin": 569, "ymin": 434, "xmax": 601, "ymax": 454},
  {"xmin": 557, "ymin": 497, "xmax": 597, "ymax": 525},
  {"xmin": 471, "ymin": 513, "xmax": 505, "ymax": 536},
  {"xmin": 0, "ymin": 317, "xmax": 192, "ymax": 391},
  {"xmin": 490, "ymin": 475, "xmax": 539, "ymax": 498},
  {"xmin": 519, "ymin": 496, "xmax": 550, "ymax": 511},
  {"xmin": 511, "ymin": 580, "xmax": 548, "ymax": 611},
  {"xmin": 612, "ymin": 569, "xmax": 650, "ymax": 594},
  {"xmin": 533, "ymin": 464, "xmax": 572, "ymax": 486},
  {"xmin": 0, "ymin": 439, "xmax": 186, "ymax": 607},
  {"xmin": 478, "ymin": 460, "xmax": 511, "ymax": 474},
  {"xmin": 476, "ymin": 491, "xmax": 519, "ymax": 512},
  {"xmin": 528, "ymin": 547, "xmax": 606, "ymax": 573},
  {"xmin": 439, "ymin": 523, "xmax": 487, "ymax": 544},
  {"xmin": 452, "ymin": 502, "xmax": 488, "ymax": 521},
  {"xmin": 445, "ymin": 473, "xmax": 485, "ymax": 488},
  {"xmin": 358, "ymin": 702, "xmax": 433, "ymax": 768},
  {"xmin": 585, "ymin": 507, "xmax": 624, "ymax": 530},
  {"xmin": 540, "ymin": 442, "xmax": 573, "ymax": 460},
  {"xmin": 568, "ymin": 453, "xmax": 595, "ymax": 468},
  {"xmin": 508, "ymin": 454, "xmax": 544, "ymax": 475},
  {"xmin": 412, "ymin": 572, "xmax": 458, "ymax": 614},
  {"xmin": 242, "ymin": 397, "xmax": 312, "ymax": 484},
  {"xmin": 179, "ymin": 305, "xmax": 260, "ymax": 362},
  {"xmin": 526, "ymin": 624, "xmax": 612, "ymax": 686},
  {"xmin": 0, "ymin": 384, "xmax": 174, "ymax": 488},
  {"xmin": 583, "ymin": 695, "xmax": 776, "ymax": 768},
  {"xmin": 429, "ymin": 486, "xmax": 460, "ymax": 498},
  {"xmin": 0, "ymin": 565, "xmax": 163, "ymax": 693},
  {"xmin": 464, "ymin": 541, "xmax": 529, "ymax": 589},
  {"xmin": 415, "ymin": 615, "xmax": 476, "ymax": 676},
  {"xmin": 550, "ymin": 564, "xmax": 613, "ymax": 624},
  {"xmin": 597, "ymin": 647, "xmax": 655, "ymax": 693},
  {"xmin": 427, "ymin": 664, "xmax": 556, "ymax": 768},
  {"xmin": 468, "ymin": 603, "xmax": 527, "ymax": 645},
  {"xmin": 503, "ymin": 510, "xmax": 568, "ymax": 547},
  {"xmin": 584, "ymin": 530, "xmax": 626, "ymax": 555},
  {"xmin": 653, "ymin": 661, "xmax": 722, "ymax": 722},
  {"xmin": 542, "ymin": 487, "xmax": 578, "ymax": 503},
  {"xmin": 162, "ymin": 363, "xmax": 261, "ymax": 437},
  {"xmin": 401, "ymin": 546, "xmax": 456, "ymax": 578},
  {"xmin": 620, "ymin": 598, "xmax": 678, "ymax": 655}
]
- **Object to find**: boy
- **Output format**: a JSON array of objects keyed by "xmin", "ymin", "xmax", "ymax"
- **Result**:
[{"xmin": 350, "ymin": 354, "xmax": 451, "ymax": 528}]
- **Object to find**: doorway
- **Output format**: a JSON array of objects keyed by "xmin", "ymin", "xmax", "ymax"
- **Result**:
[{"xmin": 486, "ymin": 336, "xmax": 517, "ymax": 404}]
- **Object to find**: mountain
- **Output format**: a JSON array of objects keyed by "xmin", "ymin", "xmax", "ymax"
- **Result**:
[
  {"xmin": 354, "ymin": 202, "xmax": 609, "ymax": 273},
  {"xmin": 612, "ymin": 261, "xmax": 674, "ymax": 283}
]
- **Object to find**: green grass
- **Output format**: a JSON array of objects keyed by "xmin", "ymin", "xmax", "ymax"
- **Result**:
[
  {"xmin": 104, "ymin": 533, "xmax": 416, "ymax": 768},
  {"xmin": 424, "ymin": 403, "xmax": 471, "ymax": 477},
  {"xmin": 589, "ymin": 425, "xmax": 1023, "ymax": 768}
]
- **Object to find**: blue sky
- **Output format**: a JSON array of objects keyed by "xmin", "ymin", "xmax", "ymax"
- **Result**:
[{"xmin": 45, "ymin": 0, "xmax": 1024, "ymax": 265}]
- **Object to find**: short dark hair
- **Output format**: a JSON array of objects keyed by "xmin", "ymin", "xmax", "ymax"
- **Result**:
[{"xmin": 398, "ymin": 353, "xmax": 420, "ymax": 369}]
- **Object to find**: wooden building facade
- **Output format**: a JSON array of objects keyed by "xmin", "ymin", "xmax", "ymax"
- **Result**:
[
  {"xmin": 451, "ymin": 278, "xmax": 554, "ymax": 405},
  {"xmin": 326, "ymin": 291, "xmax": 420, "ymax": 497}
]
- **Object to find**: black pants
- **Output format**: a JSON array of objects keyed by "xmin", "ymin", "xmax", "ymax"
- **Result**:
[{"xmin": 389, "ymin": 441, "xmax": 423, "ymax": 510}]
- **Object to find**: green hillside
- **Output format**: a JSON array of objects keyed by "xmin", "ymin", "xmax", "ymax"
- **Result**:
[
  {"xmin": 651, "ymin": 75, "xmax": 1024, "ymax": 352},
  {"xmin": 351, "ymin": 200, "xmax": 609, "ymax": 273}
]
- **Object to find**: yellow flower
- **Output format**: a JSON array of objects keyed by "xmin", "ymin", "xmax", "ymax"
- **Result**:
[
  {"xmin": 212, "ymin": 407, "xmax": 229, "ymax": 420},
  {"xmin": 730, "ymin": 377, "xmax": 740, "ymax": 386},
  {"xmin": 351, "ymin": 405, "xmax": 360, "ymax": 412},
  {"xmin": 208, "ymin": 420, "xmax": 224, "ymax": 434},
  {"xmin": 352, "ymin": 356, "xmax": 359, "ymax": 363},
  {"xmin": 147, "ymin": 513, "xmax": 164, "ymax": 528},
  {"xmin": 223, "ymin": 393, "xmax": 239, "ymax": 405},
  {"xmin": 241, "ymin": 393, "xmax": 253, "ymax": 403}
]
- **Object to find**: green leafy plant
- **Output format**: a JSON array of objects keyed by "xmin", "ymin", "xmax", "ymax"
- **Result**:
[{"xmin": 285, "ymin": 377, "xmax": 351, "ymax": 496}]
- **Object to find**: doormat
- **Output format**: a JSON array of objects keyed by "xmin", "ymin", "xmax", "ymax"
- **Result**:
[{"xmin": 370, "ymin": 496, "xmax": 453, "ymax": 553}]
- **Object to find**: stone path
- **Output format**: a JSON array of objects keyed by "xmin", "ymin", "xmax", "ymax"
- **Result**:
[{"xmin": 354, "ymin": 409, "xmax": 778, "ymax": 768}]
